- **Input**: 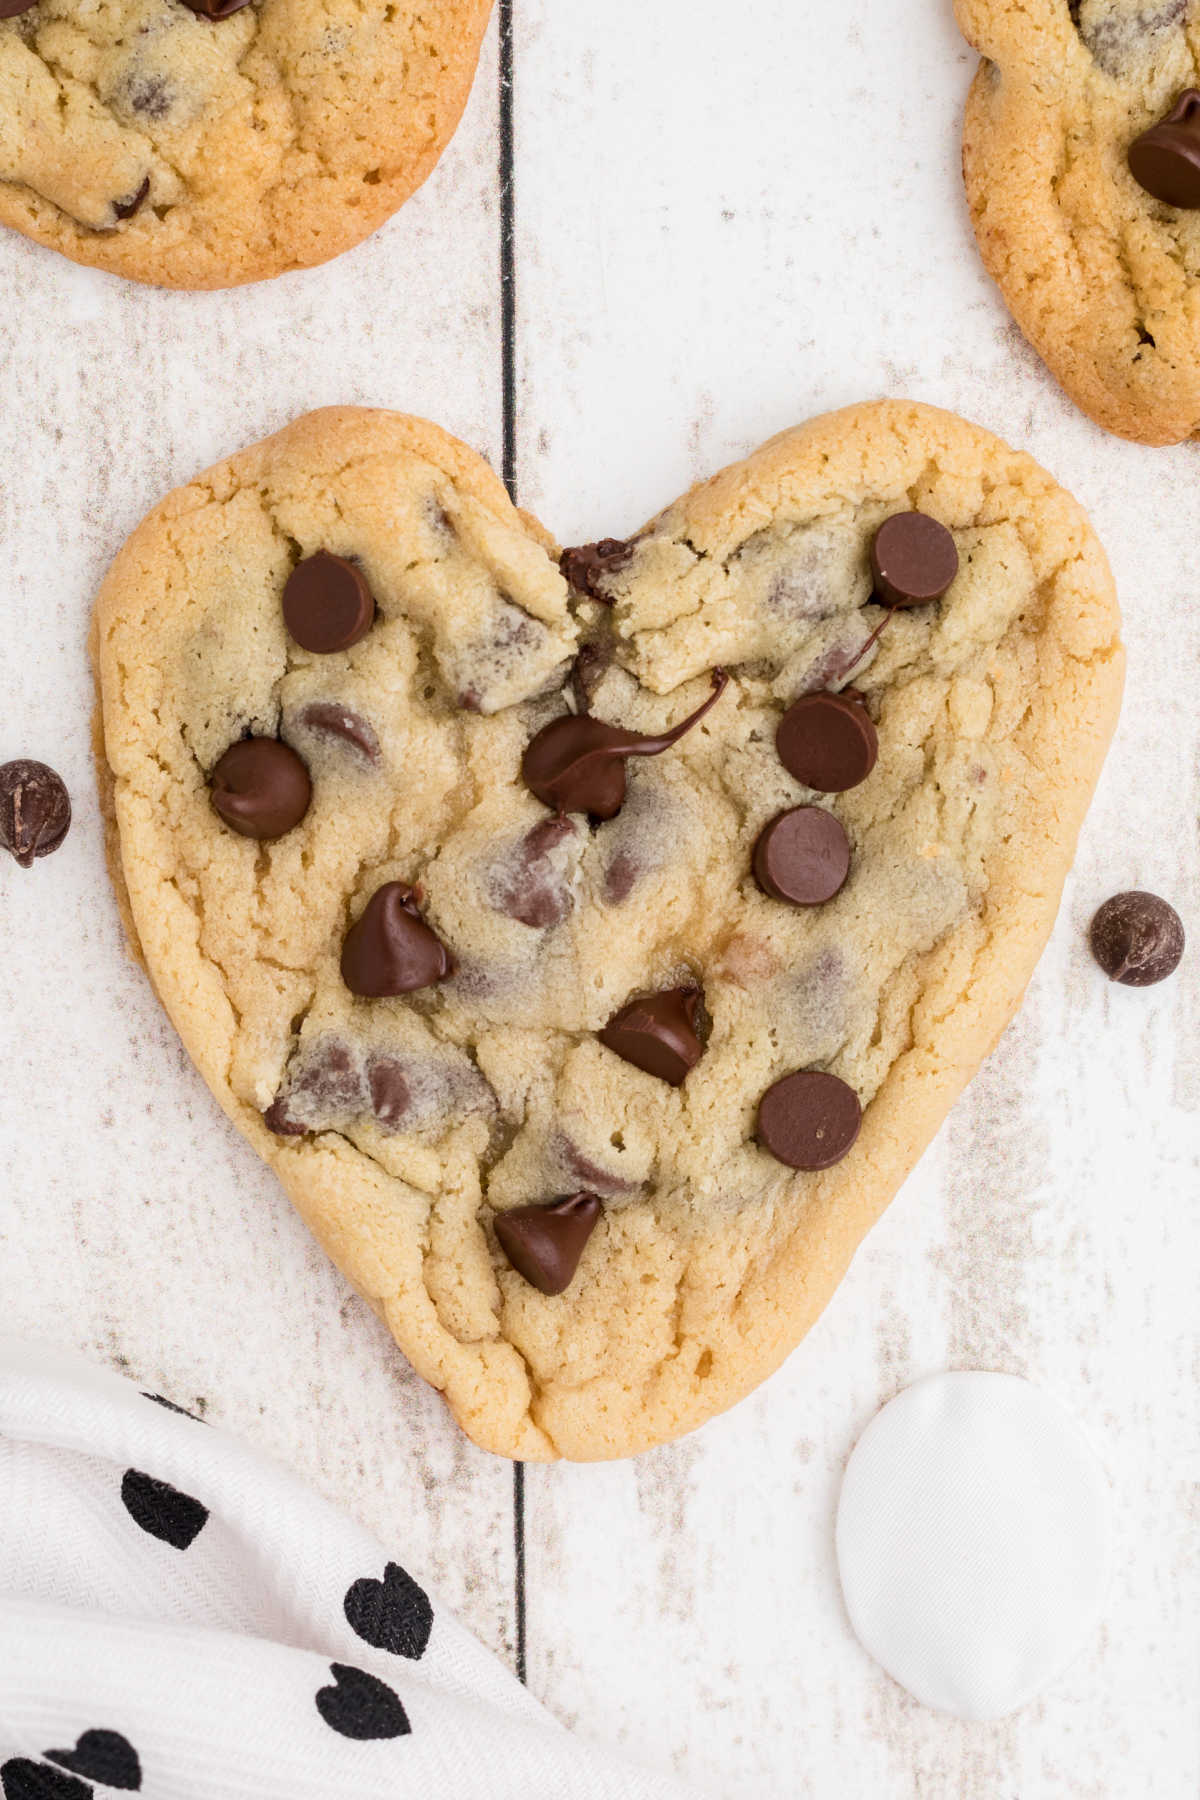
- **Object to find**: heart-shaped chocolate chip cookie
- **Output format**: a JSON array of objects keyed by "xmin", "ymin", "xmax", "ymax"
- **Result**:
[
  {"xmin": 93, "ymin": 403, "xmax": 1123, "ymax": 1460},
  {"xmin": 958, "ymin": 0, "xmax": 1200, "ymax": 442},
  {"xmin": 0, "ymin": 0, "xmax": 490, "ymax": 288}
]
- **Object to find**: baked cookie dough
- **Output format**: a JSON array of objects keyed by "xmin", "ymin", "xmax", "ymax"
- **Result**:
[
  {"xmin": 0, "ymin": 0, "xmax": 491, "ymax": 287},
  {"xmin": 958, "ymin": 0, "xmax": 1200, "ymax": 443},
  {"xmin": 93, "ymin": 402, "xmax": 1124, "ymax": 1460}
]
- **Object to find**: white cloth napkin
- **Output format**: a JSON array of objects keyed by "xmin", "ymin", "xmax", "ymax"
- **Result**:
[
  {"xmin": 0, "ymin": 1341, "xmax": 699, "ymax": 1800},
  {"xmin": 836, "ymin": 1371, "xmax": 1112, "ymax": 1720}
]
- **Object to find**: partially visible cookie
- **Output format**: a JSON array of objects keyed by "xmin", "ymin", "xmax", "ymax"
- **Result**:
[
  {"xmin": 959, "ymin": 0, "xmax": 1200, "ymax": 443},
  {"xmin": 93, "ymin": 402, "xmax": 1123, "ymax": 1461},
  {"xmin": 0, "ymin": 0, "xmax": 491, "ymax": 287}
]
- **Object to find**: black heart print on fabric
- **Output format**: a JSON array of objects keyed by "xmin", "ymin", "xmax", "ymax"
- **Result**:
[
  {"xmin": 120, "ymin": 1470, "xmax": 209, "ymax": 1550},
  {"xmin": 0, "ymin": 1760, "xmax": 92, "ymax": 1800},
  {"xmin": 343, "ymin": 1562, "xmax": 433, "ymax": 1659},
  {"xmin": 315, "ymin": 1664, "xmax": 411, "ymax": 1741},
  {"xmin": 45, "ymin": 1732, "xmax": 140, "ymax": 1792}
]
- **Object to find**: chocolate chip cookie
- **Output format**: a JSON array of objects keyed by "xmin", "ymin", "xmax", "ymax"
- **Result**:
[
  {"xmin": 0, "ymin": 0, "xmax": 491, "ymax": 287},
  {"xmin": 93, "ymin": 402, "xmax": 1124, "ymax": 1460},
  {"xmin": 959, "ymin": 0, "xmax": 1200, "ymax": 442}
]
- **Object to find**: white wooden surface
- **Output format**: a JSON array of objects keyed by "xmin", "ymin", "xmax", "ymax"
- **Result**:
[{"xmin": 0, "ymin": 2, "xmax": 1197, "ymax": 1794}]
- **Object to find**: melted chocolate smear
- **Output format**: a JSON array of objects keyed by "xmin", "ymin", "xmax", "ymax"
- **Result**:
[{"xmin": 522, "ymin": 669, "xmax": 728, "ymax": 818}]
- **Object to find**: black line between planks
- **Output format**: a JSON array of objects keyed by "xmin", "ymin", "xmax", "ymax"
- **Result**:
[{"xmin": 498, "ymin": 0, "xmax": 528, "ymax": 1691}]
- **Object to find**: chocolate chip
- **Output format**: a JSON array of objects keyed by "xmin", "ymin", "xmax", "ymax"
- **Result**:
[
  {"xmin": 367, "ymin": 1057, "xmax": 411, "ymax": 1129},
  {"xmin": 522, "ymin": 670, "xmax": 727, "ymax": 818},
  {"xmin": 559, "ymin": 539, "xmax": 633, "ymax": 601},
  {"xmin": 570, "ymin": 640, "xmax": 614, "ymax": 710},
  {"xmin": 489, "ymin": 818, "xmax": 577, "ymax": 928},
  {"xmin": 209, "ymin": 738, "xmax": 311, "ymax": 840},
  {"xmin": 296, "ymin": 702, "xmax": 380, "ymax": 762},
  {"xmin": 124, "ymin": 75, "xmax": 174, "ymax": 120},
  {"xmin": 557, "ymin": 1135, "xmax": 638, "ymax": 1196},
  {"xmin": 283, "ymin": 552, "xmax": 376, "ymax": 654},
  {"xmin": 0, "ymin": 0, "xmax": 38, "ymax": 13},
  {"xmin": 180, "ymin": 0, "xmax": 254, "ymax": 16},
  {"xmin": 341, "ymin": 882, "xmax": 454, "ymax": 997},
  {"xmin": 603, "ymin": 849, "xmax": 638, "ymax": 904},
  {"xmin": 1129, "ymin": 89, "xmax": 1200, "ymax": 207},
  {"xmin": 0, "ymin": 760, "xmax": 71, "ymax": 868},
  {"xmin": 112, "ymin": 177, "xmax": 150, "ymax": 221},
  {"xmin": 776, "ymin": 692, "xmax": 878, "ymax": 793},
  {"xmin": 494, "ymin": 1193, "xmax": 602, "ymax": 1295},
  {"xmin": 599, "ymin": 987, "xmax": 704, "ymax": 1087},
  {"xmin": 264, "ymin": 1038, "xmax": 365, "ymax": 1136},
  {"xmin": 1089, "ymin": 890, "xmax": 1185, "ymax": 986},
  {"xmin": 757, "ymin": 1069, "xmax": 862, "ymax": 1170},
  {"xmin": 870, "ymin": 513, "xmax": 959, "ymax": 608},
  {"xmin": 753, "ymin": 806, "xmax": 851, "ymax": 906}
]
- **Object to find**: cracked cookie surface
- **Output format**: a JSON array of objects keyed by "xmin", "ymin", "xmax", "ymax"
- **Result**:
[
  {"xmin": 93, "ymin": 402, "xmax": 1123, "ymax": 1460},
  {"xmin": 0, "ymin": 0, "xmax": 491, "ymax": 286},
  {"xmin": 959, "ymin": 0, "xmax": 1200, "ymax": 442}
]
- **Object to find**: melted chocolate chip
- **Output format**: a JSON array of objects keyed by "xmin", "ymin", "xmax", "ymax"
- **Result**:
[
  {"xmin": 125, "ymin": 75, "xmax": 174, "ymax": 120},
  {"xmin": 341, "ymin": 883, "xmax": 454, "ymax": 997},
  {"xmin": 0, "ymin": 0, "xmax": 39, "ymax": 14},
  {"xmin": 494, "ymin": 1193, "xmax": 602, "ymax": 1295},
  {"xmin": 112, "ymin": 177, "xmax": 150, "ymax": 222},
  {"xmin": 0, "ymin": 760, "xmax": 71, "ymax": 868},
  {"xmin": 489, "ymin": 818, "xmax": 577, "ymax": 928},
  {"xmin": 180, "ymin": 0, "xmax": 254, "ymax": 16},
  {"xmin": 264, "ymin": 1039, "xmax": 365, "ymax": 1137},
  {"xmin": 753, "ymin": 806, "xmax": 851, "ymax": 906},
  {"xmin": 776, "ymin": 692, "xmax": 878, "ymax": 793},
  {"xmin": 603, "ymin": 849, "xmax": 638, "ymax": 904},
  {"xmin": 870, "ymin": 513, "xmax": 959, "ymax": 608},
  {"xmin": 367, "ymin": 1057, "xmax": 412, "ymax": 1129},
  {"xmin": 599, "ymin": 987, "xmax": 704, "ymax": 1087},
  {"xmin": 283, "ymin": 552, "xmax": 376, "ymax": 654},
  {"xmin": 559, "ymin": 539, "xmax": 633, "ymax": 600},
  {"xmin": 570, "ymin": 639, "xmax": 614, "ymax": 710},
  {"xmin": 1129, "ymin": 89, "xmax": 1200, "ymax": 207},
  {"xmin": 1089, "ymin": 891, "xmax": 1185, "ymax": 986},
  {"xmin": 523, "ymin": 670, "xmax": 727, "ymax": 818},
  {"xmin": 209, "ymin": 738, "xmax": 311, "ymax": 840},
  {"xmin": 297, "ymin": 702, "xmax": 380, "ymax": 762},
  {"xmin": 557, "ymin": 1135, "xmax": 638, "ymax": 1196},
  {"xmin": 757, "ymin": 1069, "xmax": 862, "ymax": 1170}
]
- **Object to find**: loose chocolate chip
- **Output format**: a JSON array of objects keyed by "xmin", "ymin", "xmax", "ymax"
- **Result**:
[
  {"xmin": 870, "ymin": 513, "xmax": 959, "ymax": 609},
  {"xmin": 753, "ymin": 806, "xmax": 851, "ymax": 906},
  {"xmin": 776, "ymin": 691, "xmax": 878, "ymax": 793},
  {"xmin": 112, "ymin": 176, "xmax": 150, "ymax": 221},
  {"xmin": 1129, "ymin": 89, "xmax": 1200, "ymax": 207},
  {"xmin": 599, "ymin": 987, "xmax": 704, "ymax": 1086},
  {"xmin": 180, "ymin": 0, "xmax": 254, "ymax": 16},
  {"xmin": 283, "ymin": 552, "xmax": 376, "ymax": 654},
  {"xmin": 559, "ymin": 538, "xmax": 633, "ymax": 601},
  {"xmin": 1089, "ymin": 890, "xmax": 1185, "ymax": 986},
  {"xmin": 522, "ymin": 669, "xmax": 727, "ymax": 818},
  {"xmin": 341, "ymin": 882, "xmax": 454, "ymax": 997},
  {"xmin": 490, "ymin": 818, "xmax": 577, "ymax": 928},
  {"xmin": 0, "ymin": 759, "xmax": 71, "ymax": 868},
  {"xmin": 494, "ymin": 1193, "xmax": 602, "ymax": 1295},
  {"xmin": 209, "ymin": 738, "xmax": 311, "ymax": 840},
  {"xmin": 367, "ymin": 1057, "xmax": 412, "ymax": 1129},
  {"xmin": 757, "ymin": 1069, "xmax": 862, "ymax": 1171},
  {"xmin": 297, "ymin": 702, "xmax": 380, "ymax": 762}
]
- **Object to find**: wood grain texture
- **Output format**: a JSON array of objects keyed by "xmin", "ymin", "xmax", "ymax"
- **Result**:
[{"xmin": 0, "ymin": 0, "xmax": 1197, "ymax": 1794}]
